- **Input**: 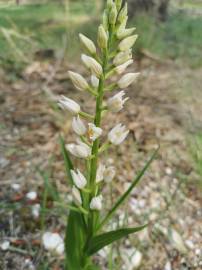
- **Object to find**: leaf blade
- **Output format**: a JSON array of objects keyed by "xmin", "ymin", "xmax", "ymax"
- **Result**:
[
  {"xmin": 59, "ymin": 134, "xmax": 74, "ymax": 185},
  {"xmin": 97, "ymin": 147, "xmax": 159, "ymax": 231},
  {"xmin": 86, "ymin": 225, "xmax": 147, "ymax": 256}
]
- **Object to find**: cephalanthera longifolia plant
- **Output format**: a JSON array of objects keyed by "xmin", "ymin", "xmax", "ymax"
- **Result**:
[{"xmin": 58, "ymin": 0, "xmax": 158, "ymax": 269}]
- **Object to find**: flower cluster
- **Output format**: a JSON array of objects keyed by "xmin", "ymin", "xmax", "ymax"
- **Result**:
[{"xmin": 58, "ymin": 0, "xmax": 139, "ymax": 214}]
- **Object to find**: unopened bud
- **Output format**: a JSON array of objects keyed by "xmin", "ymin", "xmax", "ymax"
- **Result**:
[
  {"xmin": 118, "ymin": 72, "xmax": 140, "ymax": 88},
  {"xmin": 109, "ymin": 3, "xmax": 117, "ymax": 25},
  {"xmin": 115, "ymin": 59, "xmax": 133, "ymax": 74},
  {"xmin": 72, "ymin": 186, "xmax": 82, "ymax": 205},
  {"xmin": 72, "ymin": 116, "xmax": 86, "ymax": 136},
  {"xmin": 115, "ymin": 0, "xmax": 122, "ymax": 11},
  {"xmin": 118, "ymin": 35, "xmax": 138, "ymax": 51},
  {"xmin": 107, "ymin": 0, "xmax": 113, "ymax": 9},
  {"xmin": 117, "ymin": 27, "xmax": 136, "ymax": 39},
  {"xmin": 113, "ymin": 50, "xmax": 132, "ymax": 66},
  {"xmin": 102, "ymin": 9, "xmax": 109, "ymax": 31},
  {"xmin": 118, "ymin": 3, "xmax": 128, "ymax": 23},
  {"xmin": 68, "ymin": 71, "xmax": 89, "ymax": 91},
  {"xmin": 81, "ymin": 54, "xmax": 103, "ymax": 78},
  {"xmin": 91, "ymin": 75, "xmax": 99, "ymax": 88},
  {"xmin": 98, "ymin": 25, "xmax": 108, "ymax": 49},
  {"xmin": 79, "ymin": 33, "xmax": 96, "ymax": 55},
  {"xmin": 90, "ymin": 195, "xmax": 103, "ymax": 211}
]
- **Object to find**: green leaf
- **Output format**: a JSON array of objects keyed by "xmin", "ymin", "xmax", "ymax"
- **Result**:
[
  {"xmin": 65, "ymin": 210, "xmax": 88, "ymax": 269},
  {"xmin": 59, "ymin": 134, "xmax": 74, "ymax": 186},
  {"xmin": 37, "ymin": 168, "xmax": 60, "ymax": 201},
  {"xmin": 86, "ymin": 225, "xmax": 147, "ymax": 256},
  {"xmin": 97, "ymin": 147, "xmax": 159, "ymax": 231}
]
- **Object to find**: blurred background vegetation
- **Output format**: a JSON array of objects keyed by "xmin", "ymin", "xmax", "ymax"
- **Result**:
[{"xmin": 0, "ymin": 0, "xmax": 202, "ymax": 74}]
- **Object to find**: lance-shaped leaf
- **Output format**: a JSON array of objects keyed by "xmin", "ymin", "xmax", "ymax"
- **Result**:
[
  {"xmin": 59, "ymin": 134, "xmax": 74, "ymax": 185},
  {"xmin": 65, "ymin": 211, "xmax": 87, "ymax": 269},
  {"xmin": 97, "ymin": 147, "xmax": 159, "ymax": 231},
  {"xmin": 85, "ymin": 225, "xmax": 147, "ymax": 256}
]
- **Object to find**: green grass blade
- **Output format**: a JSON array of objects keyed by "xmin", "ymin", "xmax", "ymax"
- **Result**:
[
  {"xmin": 86, "ymin": 225, "xmax": 147, "ymax": 256},
  {"xmin": 97, "ymin": 147, "xmax": 159, "ymax": 231},
  {"xmin": 59, "ymin": 134, "xmax": 74, "ymax": 186}
]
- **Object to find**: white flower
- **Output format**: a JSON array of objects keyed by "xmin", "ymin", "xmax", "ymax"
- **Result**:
[
  {"xmin": 79, "ymin": 33, "xmax": 96, "ymax": 55},
  {"xmin": 71, "ymin": 169, "xmax": 87, "ymax": 189},
  {"xmin": 118, "ymin": 73, "xmax": 140, "ymax": 89},
  {"xmin": 72, "ymin": 116, "xmax": 86, "ymax": 136},
  {"xmin": 66, "ymin": 141, "xmax": 91, "ymax": 158},
  {"xmin": 113, "ymin": 50, "xmax": 132, "ymax": 66},
  {"xmin": 11, "ymin": 183, "xmax": 21, "ymax": 191},
  {"xmin": 0, "ymin": 241, "xmax": 10, "ymax": 251},
  {"xmin": 90, "ymin": 195, "xmax": 103, "ymax": 211},
  {"xmin": 42, "ymin": 232, "xmax": 64, "ymax": 256},
  {"xmin": 104, "ymin": 166, "xmax": 116, "ymax": 182},
  {"xmin": 115, "ymin": 59, "xmax": 133, "ymax": 74},
  {"xmin": 32, "ymin": 204, "xmax": 41, "ymax": 218},
  {"xmin": 88, "ymin": 123, "xmax": 103, "ymax": 141},
  {"xmin": 58, "ymin": 96, "xmax": 80, "ymax": 115},
  {"xmin": 107, "ymin": 91, "xmax": 129, "ymax": 112},
  {"xmin": 26, "ymin": 191, "xmax": 37, "ymax": 200},
  {"xmin": 98, "ymin": 24, "xmax": 108, "ymax": 49},
  {"xmin": 118, "ymin": 35, "xmax": 138, "ymax": 51},
  {"xmin": 91, "ymin": 75, "xmax": 99, "ymax": 88},
  {"xmin": 108, "ymin": 124, "xmax": 129, "ymax": 145},
  {"xmin": 81, "ymin": 54, "xmax": 103, "ymax": 78},
  {"xmin": 68, "ymin": 71, "xmax": 89, "ymax": 91},
  {"xmin": 72, "ymin": 186, "xmax": 82, "ymax": 205},
  {"xmin": 96, "ymin": 163, "xmax": 106, "ymax": 183}
]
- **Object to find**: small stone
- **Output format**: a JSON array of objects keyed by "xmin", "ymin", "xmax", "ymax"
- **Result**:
[
  {"xmin": 11, "ymin": 183, "xmax": 21, "ymax": 191},
  {"xmin": 164, "ymin": 261, "xmax": 172, "ymax": 270},
  {"xmin": 0, "ymin": 241, "xmax": 10, "ymax": 251},
  {"xmin": 165, "ymin": 167, "xmax": 172, "ymax": 175},
  {"xmin": 26, "ymin": 191, "xmax": 37, "ymax": 200}
]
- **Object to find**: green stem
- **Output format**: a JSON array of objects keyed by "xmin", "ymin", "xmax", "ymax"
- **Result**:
[{"xmin": 87, "ymin": 26, "xmax": 113, "ymax": 239}]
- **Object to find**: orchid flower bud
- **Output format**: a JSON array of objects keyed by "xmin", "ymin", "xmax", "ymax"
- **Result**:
[
  {"xmin": 71, "ymin": 169, "xmax": 87, "ymax": 189},
  {"xmin": 109, "ymin": 3, "xmax": 117, "ymax": 25},
  {"xmin": 96, "ymin": 163, "xmax": 106, "ymax": 183},
  {"xmin": 42, "ymin": 232, "xmax": 64, "ymax": 256},
  {"xmin": 104, "ymin": 166, "xmax": 116, "ymax": 182},
  {"xmin": 72, "ymin": 186, "xmax": 82, "ymax": 205},
  {"xmin": 98, "ymin": 25, "xmax": 108, "ymax": 49},
  {"xmin": 115, "ymin": 0, "xmax": 122, "ymax": 11},
  {"xmin": 91, "ymin": 75, "xmax": 99, "ymax": 88},
  {"xmin": 108, "ymin": 123, "xmax": 129, "ymax": 145},
  {"xmin": 66, "ymin": 141, "xmax": 91, "ymax": 158},
  {"xmin": 117, "ymin": 27, "xmax": 136, "ymax": 40},
  {"xmin": 79, "ymin": 33, "xmax": 96, "ymax": 55},
  {"xmin": 113, "ymin": 50, "xmax": 132, "ymax": 66},
  {"xmin": 107, "ymin": 91, "xmax": 129, "ymax": 112},
  {"xmin": 58, "ymin": 96, "xmax": 80, "ymax": 115},
  {"xmin": 81, "ymin": 54, "xmax": 103, "ymax": 78},
  {"xmin": 88, "ymin": 123, "xmax": 103, "ymax": 141},
  {"xmin": 72, "ymin": 116, "xmax": 86, "ymax": 136},
  {"xmin": 68, "ymin": 71, "xmax": 89, "ymax": 91},
  {"xmin": 102, "ymin": 9, "xmax": 109, "ymax": 31},
  {"xmin": 118, "ymin": 72, "xmax": 140, "ymax": 88},
  {"xmin": 107, "ymin": 0, "xmax": 113, "ymax": 9},
  {"xmin": 118, "ymin": 35, "xmax": 138, "ymax": 51},
  {"xmin": 115, "ymin": 59, "xmax": 133, "ymax": 74},
  {"xmin": 90, "ymin": 195, "xmax": 103, "ymax": 211},
  {"xmin": 118, "ymin": 3, "xmax": 128, "ymax": 23}
]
